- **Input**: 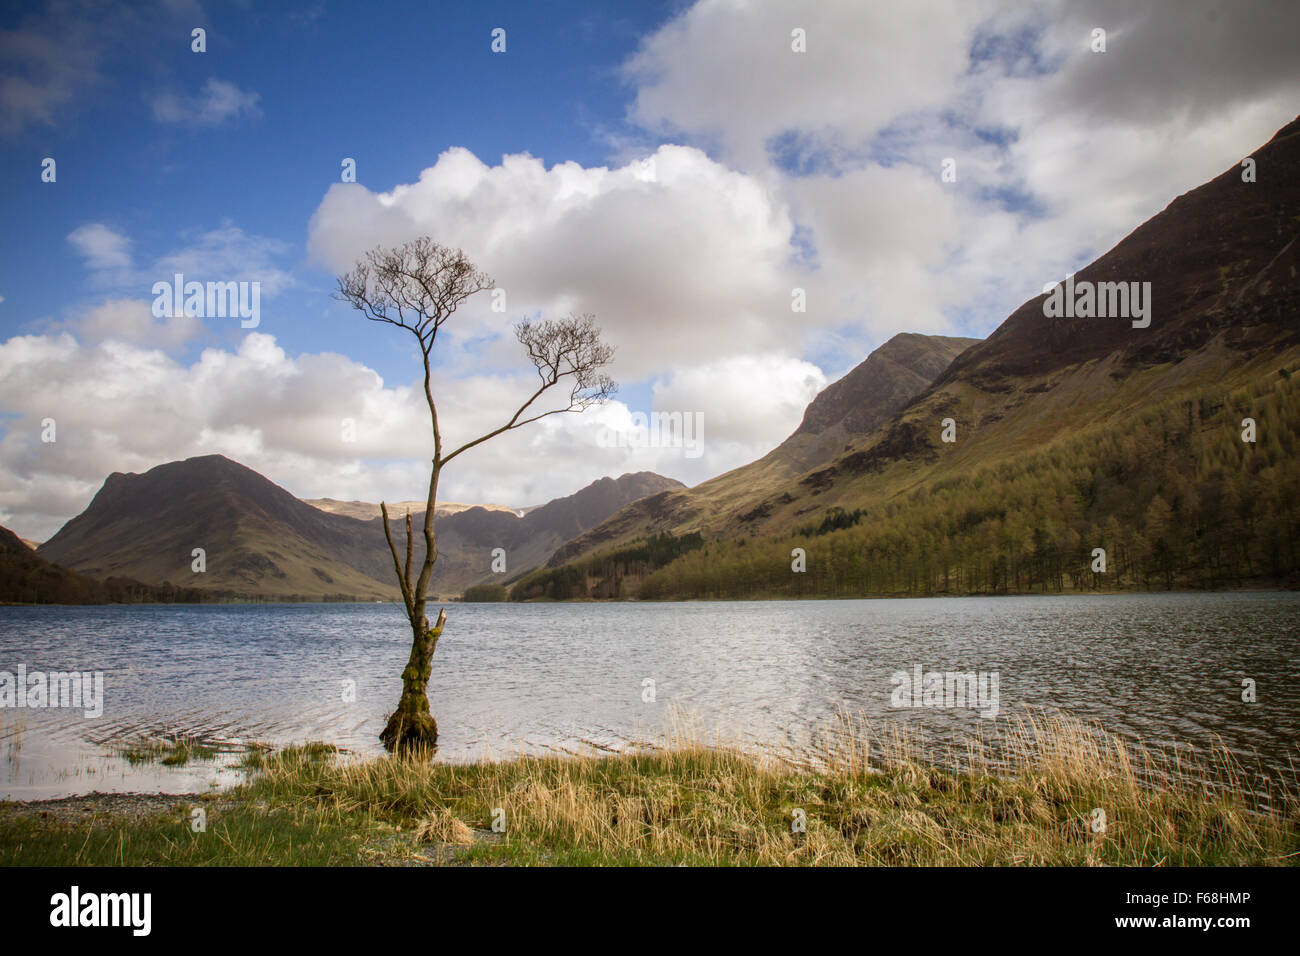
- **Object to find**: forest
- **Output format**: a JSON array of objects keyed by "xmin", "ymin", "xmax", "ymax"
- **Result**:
[{"xmin": 513, "ymin": 371, "xmax": 1299, "ymax": 601}]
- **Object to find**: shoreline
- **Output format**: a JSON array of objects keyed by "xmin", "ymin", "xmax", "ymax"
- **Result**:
[
  {"xmin": 3, "ymin": 714, "xmax": 1296, "ymax": 867},
  {"xmin": 3, "ymin": 584, "xmax": 1298, "ymax": 608}
]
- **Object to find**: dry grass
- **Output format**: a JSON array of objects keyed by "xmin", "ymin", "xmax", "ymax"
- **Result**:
[{"xmin": 241, "ymin": 707, "xmax": 1299, "ymax": 866}]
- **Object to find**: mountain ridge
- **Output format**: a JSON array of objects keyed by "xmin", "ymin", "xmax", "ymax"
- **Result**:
[
  {"xmin": 35, "ymin": 456, "xmax": 684, "ymax": 601},
  {"xmin": 518, "ymin": 114, "xmax": 1300, "ymax": 599},
  {"xmin": 545, "ymin": 331, "xmax": 980, "ymax": 567}
]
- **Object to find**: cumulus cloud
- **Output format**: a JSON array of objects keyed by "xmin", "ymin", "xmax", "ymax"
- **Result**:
[
  {"xmin": 71, "ymin": 298, "xmax": 200, "ymax": 348},
  {"xmin": 152, "ymin": 78, "xmax": 261, "ymax": 126},
  {"xmin": 622, "ymin": 0, "xmax": 1300, "ymax": 333},
  {"xmin": 652, "ymin": 354, "xmax": 825, "ymax": 446},
  {"xmin": 625, "ymin": 0, "xmax": 991, "ymax": 169},
  {"xmin": 0, "ymin": 330, "xmax": 819, "ymax": 539},
  {"xmin": 0, "ymin": 325, "xmax": 834, "ymax": 539},
  {"xmin": 309, "ymin": 145, "xmax": 803, "ymax": 380}
]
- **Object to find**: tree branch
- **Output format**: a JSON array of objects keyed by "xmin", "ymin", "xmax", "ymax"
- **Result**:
[{"xmin": 380, "ymin": 501, "xmax": 414, "ymax": 617}]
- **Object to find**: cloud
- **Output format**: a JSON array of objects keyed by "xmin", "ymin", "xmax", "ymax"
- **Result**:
[
  {"xmin": 0, "ymin": 326, "xmax": 833, "ymax": 540},
  {"xmin": 67, "ymin": 223, "xmax": 132, "ymax": 273},
  {"xmin": 625, "ymin": 0, "xmax": 995, "ymax": 169},
  {"xmin": 309, "ymin": 145, "xmax": 804, "ymax": 380},
  {"xmin": 153, "ymin": 225, "xmax": 294, "ymax": 296},
  {"xmin": 620, "ymin": 0, "xmax": 1300, "ymax": 343},
  {"xmin": 652, "ymin": 353, "xmax": 826, "ymax": 446},
  {"xmin": 63, "ymin": 222, "xmax": 294, "ymax": 317},
  {"xmin": 0, "ymin": 9, "xmax": 104, "ymax": 136},
  {"xmin": 1035, "ymin": 0, "xmax": 1300, "ymax": 125},
  {"xmin": 152, "ymin": 78, "xmax": 260, "ymax": 126},
  {"xmin": 73, "ymin": 297, "xmax": 200, "ymax": 348}
]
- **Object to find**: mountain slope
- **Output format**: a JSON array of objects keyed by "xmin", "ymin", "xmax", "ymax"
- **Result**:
[
  {"xmin": 783, "ymin": 332, "xmax": 981, "ymax": 473},
  {"xmin": 35, "ymin": 455, "xmax": 684, "ymax": 601},
  {"xmin": 781, "ymin": 113, "xmax": 1300, "ymax": 518},
  {"xmin": 524, "ymin": 115, "xmax": 1300, "ymax": 598},
  {"xmin": 418, "ymin": 472, "xmax": 686, "ymax": 595},
  {"xmin": 546, "ymin": 332, "xmax": 979, "ymax": 565},
  {"xmin": 38, "ymin": 455, "xmax": 399, "ymax": 600},
  {"xmin": 1, "ymin": 525, "xmax": 215, "ymax": 604}
]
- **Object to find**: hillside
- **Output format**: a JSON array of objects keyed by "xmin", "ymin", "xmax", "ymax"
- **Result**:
[
  {"xmin": 32, "ymin": 455, "xmax": 684, "ymax": 602},
  {"xmin": 421, "ymin": 472, "xmax": 685, "ymax": 596},
  {"xmin": 0, "ymin": 525, "xmax": 217, "ymax": 604},
  {"xmin": 516, "ymin": 115, "xmax": 1300, "ymax": 600},
  {"xmin": 37, "ymin": 455, "xmax": 400, "ymax": 600},
  {"xmin": 546, "ymin": 332, "xmax": 979, "ymax": 567}
]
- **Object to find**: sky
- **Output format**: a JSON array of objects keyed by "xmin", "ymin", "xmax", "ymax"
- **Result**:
[{"xmin": 1, "ymin": 0, "xmax": 1298, "ymax": 541}]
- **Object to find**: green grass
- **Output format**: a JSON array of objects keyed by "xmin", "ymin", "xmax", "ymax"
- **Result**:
[
  {"xmin": 114, "ymin": 734, "xmax": 221, "ymax": 768},
  {"xmin": 2, "ymin": 713, "xmax": 1296, "ymax": 867},
  {"xmin": 0, "ymin": 799, "xmax": 375, "ymax": 866}
]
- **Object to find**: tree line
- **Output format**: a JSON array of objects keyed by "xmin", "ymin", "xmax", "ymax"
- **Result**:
[{"xmin": 520, "ymin": 373, "xmax": 1299, "ymax": 601}]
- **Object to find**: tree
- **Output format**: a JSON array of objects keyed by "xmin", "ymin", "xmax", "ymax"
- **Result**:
[{"xmin": 336, "ymin": 237, "xmax": 615, "ymax": 751}]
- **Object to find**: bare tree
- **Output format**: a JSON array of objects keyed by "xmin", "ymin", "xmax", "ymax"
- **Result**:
[{"xmin": 336, "ymin": 237, "xmax": 615, "ymax": 750}]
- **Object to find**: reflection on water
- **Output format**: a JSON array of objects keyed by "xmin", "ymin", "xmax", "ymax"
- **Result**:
[{"xmin": 1, "ymin": 592, "xmax": 1296, "ymax": 799}]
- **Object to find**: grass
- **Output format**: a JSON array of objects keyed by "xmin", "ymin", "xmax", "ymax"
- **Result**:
[
  {"xmin": 2, "ymin": 711, "xmax": 1296, "ymax": 866},
  {"xmin": 114, "ymin": 733, "xmax": 222, "ymax": 767}
]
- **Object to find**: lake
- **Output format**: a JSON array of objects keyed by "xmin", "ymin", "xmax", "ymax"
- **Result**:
[{"xmin": 1, "ymin": 592, "xmax": 1297, "ymax": 799}]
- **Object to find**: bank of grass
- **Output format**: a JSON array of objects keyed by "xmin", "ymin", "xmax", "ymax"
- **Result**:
[{"xmin": 2, "ymin": 713, "xmax": 1296, "ymax": 866}]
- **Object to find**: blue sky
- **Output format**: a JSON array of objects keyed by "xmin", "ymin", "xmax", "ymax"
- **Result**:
[
  {"xmin": 2, "ymin": 0, "xmax": 1298, "ymax": 539},
  {"xmin": 2, "ymin": 0, "xmax": 680, "ymax": 397}
]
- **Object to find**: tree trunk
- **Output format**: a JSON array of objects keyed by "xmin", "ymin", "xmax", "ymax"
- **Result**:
[{"xmin": 380, "ymin": 607, "xmax": 446, "ymax": 752}]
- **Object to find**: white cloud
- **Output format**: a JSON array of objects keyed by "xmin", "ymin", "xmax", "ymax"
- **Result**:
[
  {"xmin": 618, "ymin": 0, "xmax": 1300, "ymax": 346},
  {"xmin": 653, "ymin": 353, "xmax": 825, "ymax": 447},
  {"xmin": 73, "ymin": 298, "xmax": 200, "ymax": 348},
  {"xmin": 67, "ymin": 223, "xmax": 132, "ymax": 273},
  {"xmin": 0, "ymin": 327, "xmax": 833, "ymax": 539},
  {"xmin": 63, "ymin": 223, "xmax": 294, "ymax": 320},
  {"xmin": 152, "ymin": 78, "xmax": 261, "ymax": 127},
  {"xmin": 153, "ymin": 225, "xmax": 294, "ymax": 296},
  {"xmin": 625, "ymin": 0, "xmax": 991, "ymax": 169},
  {"xmin": 309, "ymin": 145, "xmax": 803, "ymax": 380}
]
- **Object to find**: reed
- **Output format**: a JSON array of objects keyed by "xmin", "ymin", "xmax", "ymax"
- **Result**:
[{"xmin": 3, "ymin": 708, "xmax": 1295, "ymax": 866}]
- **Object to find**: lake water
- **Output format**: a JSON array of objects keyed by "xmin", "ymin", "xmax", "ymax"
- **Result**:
[{"xmin": 1, "ymin": 592, "xmax": 1297, "ymax": 799}]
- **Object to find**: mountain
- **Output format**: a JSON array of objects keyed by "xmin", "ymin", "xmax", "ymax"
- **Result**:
[
  {"xmin": 1, "ymin": 524, "xmax": 215, "ymax": 604},
  {"xmin": 542, "ymin": 332, "xmax": 980, "ymax": 568},
  {"xmin": 38, "ymin": 455, "xmax": 400, "ymax": 600},
  {"xmin": 304, "ymin": 498, "xmax": 520, "ymax": 520},
  {"xmin": 2, "ymin": 523, "xmax": 107, "ymax": 604},
  {"xmin": 781, "ymin": 332, "xmax": 981, "ymax": 473},
  {"xmin": 418, "ymin": 472, "xmax": 685, "ymax": 595},
  {"xmin": 34, "ymin": 455, "xmax": 684, "ymax": 601},
  {"xmin": 518, "ymin": 115, "xmax": 1300, "ymax": 599}
]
